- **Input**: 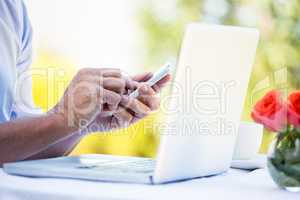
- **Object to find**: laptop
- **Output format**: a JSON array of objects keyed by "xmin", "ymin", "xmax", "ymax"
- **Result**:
[{"xmin": 3, "ymin": 23, "xmax": 259, "ymax": 184}]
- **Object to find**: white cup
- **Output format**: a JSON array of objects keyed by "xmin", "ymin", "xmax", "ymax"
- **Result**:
[{"xmin": 233, "ymin": 121, "xmax": 263, "ymax": 160}]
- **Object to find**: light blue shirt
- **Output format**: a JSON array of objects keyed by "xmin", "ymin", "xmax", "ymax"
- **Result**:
[{"xmin": 0, "ymin": 0, "xmax": 40, "ymax": 124}]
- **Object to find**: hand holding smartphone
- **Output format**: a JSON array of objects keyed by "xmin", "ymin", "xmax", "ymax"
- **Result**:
[{"xmin": 129, "ymin": 62, "xmax": 172, "ymax": 98}]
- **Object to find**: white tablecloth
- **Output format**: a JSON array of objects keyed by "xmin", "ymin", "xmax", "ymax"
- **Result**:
[{"xmin": 0, "ymin": 168, "xmax": 297, "ymax": 200}]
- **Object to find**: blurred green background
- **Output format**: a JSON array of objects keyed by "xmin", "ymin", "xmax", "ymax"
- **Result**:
[{"xmin": 26, "ymin": 0, "xmax": 300, "ymax": 157}]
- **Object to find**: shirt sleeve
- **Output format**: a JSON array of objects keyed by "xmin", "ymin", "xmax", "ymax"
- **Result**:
[
  {"xmin": 12, "ymin": 0, "xmax": 44, "ymax": 119},
  {"xmin": 17, "ymin": 1, "xmax": 33, "ymax": 72}
]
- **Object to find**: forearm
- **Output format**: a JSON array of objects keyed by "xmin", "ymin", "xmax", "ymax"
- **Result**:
[
  {"xmin": 26, "ymin": 131, "xmax": 83, "ymax": 160},
  {"xmin": 0, "ymin": 113, "xmax": 76, "ymax": 165}
]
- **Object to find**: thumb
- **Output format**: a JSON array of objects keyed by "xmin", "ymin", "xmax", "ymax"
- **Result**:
[{"xmin": 132, "ymin": 72, "xmax": 153, "ymax": 82}]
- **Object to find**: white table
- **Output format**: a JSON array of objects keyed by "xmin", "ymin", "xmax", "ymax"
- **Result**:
[{"xmin": 0, "ymin": 168, "xmax": 297, "ymax": 200}]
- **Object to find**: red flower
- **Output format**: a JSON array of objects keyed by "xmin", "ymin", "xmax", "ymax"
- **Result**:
[
  {"xmin": 288, "ymin": 91, "xmax": 300, "ymax": 128},
  {"xmin": 251, "ymin": 90, "xmax": 287, "ymax": 132}
]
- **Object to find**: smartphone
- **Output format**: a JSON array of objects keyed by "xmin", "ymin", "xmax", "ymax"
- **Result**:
[{"xmin": 129, "ymin": 62, "xmax": 172, "ymax": 98}]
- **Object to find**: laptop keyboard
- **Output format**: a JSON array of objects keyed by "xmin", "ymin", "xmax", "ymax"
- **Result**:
[{"xmin": 77, "ymin": 158, "xmax": 156, "ymax": 174}]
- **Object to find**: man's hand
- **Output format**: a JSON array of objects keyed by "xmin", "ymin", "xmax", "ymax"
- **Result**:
[
  {"xmin": 119, "ymin": 72, "xmax": 171, "ymax": 124},
  {"xmin": 52, "ymin": 68, "xmax": 135, "ymax": 131},
  {"xmin": 86, "ymin": 72, "xmax": 171, "ymax": 133},
  {"xmin": 0, "ymin": 69, "xmax": 170, "ymax": 164}
]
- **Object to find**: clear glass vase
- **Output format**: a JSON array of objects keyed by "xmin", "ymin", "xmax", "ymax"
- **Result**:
[{"xmin": 267, "ymin": 128, "xmax": 300, "ymax": 192}]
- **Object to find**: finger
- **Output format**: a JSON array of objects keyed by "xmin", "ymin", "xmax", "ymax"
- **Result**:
[
  {"xmin": 123, "ymin": 76, "xmax": 139, "ymax": 91},
  {"xmin": 98, "ymin": 87, "xmax": 121, "ymax": 110},
  {"xmin": 138, "ymin": 95, "xmax": 160, "ymax": 111},
  {"xmin": 136, "ymin": 84, "xmax": 160, "ymax": 110},
  {"xmin": 101, "ymin": 77, "xmax": 138, "ymax": 94},
  {"xmin": 113, "ymin": 108, "xmax": 133, "ymax": 127},
  {"xmin": 81, "ymin": 75, "xmax": 137, "ymax": 94},
  {"xmin": 120, "ymin": 96, "xmax": 151, "ymax": 118},
  {"xmin": 132, "ymin": 72, "xmax": 153, "ymax": 82},
  {"xmin": 102, "ymin": 69, "xmax": 122, "ymax": 78},
  {"xmin": 127, "ymin": 82, "xmax": 155, "ymax": 98},
  {"xmin": 152, "ymin": 74, "xmax": 171, "ymax": 92},
  {"xmin": 102, "ymin": 77, "xmax": 126, "ymax": 94},
  {"xmin": 80, "ymin": 68, "xmax": 122, "ymax": 78},
  {"xmin": 138, "ymin": 83, "xmax": 156, "ymax": 96},
  {"xmin": 131, "ymin": 116, "xmax": 143, "ymax": 124}
]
